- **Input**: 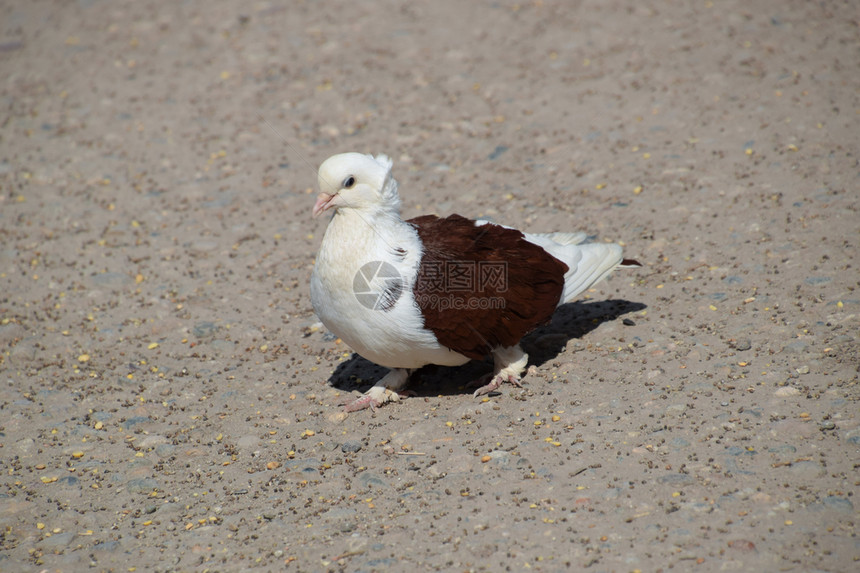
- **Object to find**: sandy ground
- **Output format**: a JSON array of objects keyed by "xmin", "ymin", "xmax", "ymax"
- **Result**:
[{"xmin": 1, "ymin": 0, "xmax": 858, "ymax": 571}]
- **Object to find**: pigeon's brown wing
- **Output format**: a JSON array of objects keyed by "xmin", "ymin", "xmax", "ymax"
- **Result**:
[{"xmin": 408, "ymin": 214, "xmax": 568, "ymax": 360}]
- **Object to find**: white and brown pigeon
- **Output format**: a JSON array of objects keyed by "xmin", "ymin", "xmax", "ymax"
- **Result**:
[{"xmin": 310, "ymin": 152, "xmax": 640, "ymax": 412}]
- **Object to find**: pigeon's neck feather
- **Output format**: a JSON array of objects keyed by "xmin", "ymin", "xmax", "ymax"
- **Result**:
[{"xmin": 317, "ymin": 208, "xmax": 422, "ymax": 279}]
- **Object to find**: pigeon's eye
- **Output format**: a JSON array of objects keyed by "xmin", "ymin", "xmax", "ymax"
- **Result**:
[{"xmin": 342, "ymin": 176, "xmax": 356, "ymax": 189}]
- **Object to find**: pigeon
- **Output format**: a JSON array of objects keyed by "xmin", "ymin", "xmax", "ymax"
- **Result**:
[{"xmin": 310, "ymin": 152, "xmax": 640, "ymax": 412}]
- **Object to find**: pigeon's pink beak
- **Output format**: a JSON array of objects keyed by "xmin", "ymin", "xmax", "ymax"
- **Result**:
[{"xmin": 312, "ymin": 192, "xmax": 338, "ymax": 218}]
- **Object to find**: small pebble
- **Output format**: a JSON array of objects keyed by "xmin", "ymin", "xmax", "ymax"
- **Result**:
[
  {"xmin": 727, "ymin": 539, "xmax": 757, "ymax": 552},
  {"xmin": 822, "ymin": 496, "xmax": 854, "ymax": 513},
  {"xmin": 775, "ymin": 386, "xmax": 800, "ymax": 397},
  {"xmin": 341, "ymin": 441, "xmax": 362, "ymax": 453}
]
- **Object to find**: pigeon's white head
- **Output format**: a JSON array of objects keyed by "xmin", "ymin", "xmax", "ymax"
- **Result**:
[{"xmin": 313, "ymin": 152, "xmax": 400, "ymax": 218}]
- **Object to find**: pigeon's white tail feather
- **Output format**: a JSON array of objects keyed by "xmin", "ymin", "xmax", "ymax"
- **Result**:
[
  {"xmin": 532, "ymin": 231, "xmax": 588, "ymax": 246},
  {"xmin": 523, "ymin": 232, "xmax": 624, "ymax": 304},
  {"xmin": 556, "ymin": 243, "xmax": 624, "ymax": 304}
]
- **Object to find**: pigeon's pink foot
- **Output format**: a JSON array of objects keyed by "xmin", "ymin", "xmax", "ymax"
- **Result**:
[
  {"xmin": 343, "ymin": 393, "xmax": 384, "ymax": 412},
  {"xmin": 472, "ymin": 373, "xmax": 522, "ymax": 397},
  {"xmin": 343, "ymin": 385, "xmax": 413, "ymax": 412},
  {"xmin": 470, "ymin": 344, "xmax": 529, "ymax": 398}
]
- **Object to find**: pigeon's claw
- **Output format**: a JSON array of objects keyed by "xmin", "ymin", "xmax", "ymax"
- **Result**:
[
  {"xmin": 471, "ymin": 344, "xmax": 529, "ymax": 398},
  {"xmin": 343, "ymin": 385, "xmax": 401, "ymax": 412},
  {"xmin": 472, "ymin": 373, "xmax": 522, "ymax": 397},
  {"xmin": 343, "ymin": 394, "xmax": 381, "ymax": 412}
]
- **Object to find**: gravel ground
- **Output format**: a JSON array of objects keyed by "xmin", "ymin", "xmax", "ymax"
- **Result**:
[{"xmin": 1, "ymin": 0, "xmax": 858, "ymax": 571}]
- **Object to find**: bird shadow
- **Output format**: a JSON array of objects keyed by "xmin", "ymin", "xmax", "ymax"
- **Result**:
[{"xmin": 326, "ymin": 298, "xmax": 646, "ymax": 399}]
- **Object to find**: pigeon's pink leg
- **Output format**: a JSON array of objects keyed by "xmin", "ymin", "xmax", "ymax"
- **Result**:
[
  {"xmin": 343, "ymin": 368, "xmax": 411, "ymax": 412},
  {"xmin": 344, "ymin": 387, "xmax": 394, "ymax": 412},
  {"xmin": 472, "ymin": 372, "xmax": 523, "ymax": 397},
  {"xmin": 471, "ymin": 344, "xmax": 528, "ymax": 397}
]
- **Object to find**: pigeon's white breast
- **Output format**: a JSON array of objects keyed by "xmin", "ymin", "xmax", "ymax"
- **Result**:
[{"xmin": 311, "ymin": 210, "xmax": 470, "ymax": 369}]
